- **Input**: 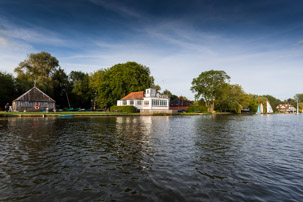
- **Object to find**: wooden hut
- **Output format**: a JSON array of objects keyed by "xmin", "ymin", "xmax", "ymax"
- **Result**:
[{"xmin": 12, "ymin": 87, "xmax": 55, "ymax": 112}]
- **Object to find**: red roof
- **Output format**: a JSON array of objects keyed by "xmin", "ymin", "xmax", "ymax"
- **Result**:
[{"xmin": 121, "ymin": 91, "xmax": 144, "ymax": 100}]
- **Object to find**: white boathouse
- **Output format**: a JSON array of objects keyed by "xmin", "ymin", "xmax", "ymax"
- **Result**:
[{"xmin": 117, "ymin": 88, "xmax": 170, "ymax": 111}]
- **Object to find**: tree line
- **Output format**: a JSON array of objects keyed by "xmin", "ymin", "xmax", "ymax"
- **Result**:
[
  {"xmin": 0, "ymin": 52, "xmax": 158, "ymax": 110},
  {"xmin": 0, "ymin": 51, "xmax": 301, "ymax": 112},
  {"xmin": 191, "ymin": 70, "xmax": 303, "ymax": 113}
]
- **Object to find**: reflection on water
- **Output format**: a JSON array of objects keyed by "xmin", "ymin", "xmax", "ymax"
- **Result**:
[{"xmin": 0, "ymin": 115, "xmax": 303, "ymax": 201}]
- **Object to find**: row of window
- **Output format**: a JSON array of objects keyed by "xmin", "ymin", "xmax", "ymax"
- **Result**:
[
  {"xmin": 121, "ymin": 100, "xmax": 167, "ymax": 106},
  {"xmin": 122, "ymin": 100, "xmax": 142, "ymax": 105},
  {"xmin": 152, "ymin": 99, "xmax": 167, "ymax": 106}
]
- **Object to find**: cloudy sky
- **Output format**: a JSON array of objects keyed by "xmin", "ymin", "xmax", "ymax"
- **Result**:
[{"xmin": 1, "ymin": 0, "xmax": 303, "ymax": 100}]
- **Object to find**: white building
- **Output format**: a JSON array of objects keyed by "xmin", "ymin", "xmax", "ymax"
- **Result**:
[{"xmin": 117, "ymin": 88, "xmax": 169, "ymax": 110}]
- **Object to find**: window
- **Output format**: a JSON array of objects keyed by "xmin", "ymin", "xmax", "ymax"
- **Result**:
[
  {"xmin": 130, "ymin": 100, "xmax": 134, "ymax": 105},
  {"xmin": 144, "ymin": 101, "xmax": 149, "ymax": 105},
  {"xmin": 122, "ymin": 101, "xmax": 127, "ymax": 105},
  {"xmin": 137, "ymin": 101, "xmax": 142, "ymax": 105},
  {"xmin": 152, "ymin": 99, "xmax": 160, "ymax": 106}
]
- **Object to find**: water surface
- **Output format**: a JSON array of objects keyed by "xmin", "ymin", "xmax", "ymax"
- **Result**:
[{"xmin": 0, "ymin": 115, "xmax": 302, "ymax": 201}]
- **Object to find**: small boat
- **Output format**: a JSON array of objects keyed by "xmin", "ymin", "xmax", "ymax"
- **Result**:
[
  {"xmin": 256, "ymin": 103, "xmax": 264, "ymax": 114},
  {"xmin": 266, "ymin": 101, "xmax": 273, "ymax": 114},
  {"xmin": 58, "ymin": 115, "xmax": 75, "ymax": 118}
]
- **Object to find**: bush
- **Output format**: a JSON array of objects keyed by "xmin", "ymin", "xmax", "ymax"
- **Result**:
[
  {"xmin": 187, "ymin": 105, "xmax": 208, "ymax": 113},
  {"xmin": 110, "ymin": 106, "xmax": 137, "ymax": 113}
]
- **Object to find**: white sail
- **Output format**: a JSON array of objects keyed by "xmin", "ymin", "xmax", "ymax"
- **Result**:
[
  {"xmin": 266, "ymin": 101, "xmax": 273, "ymax": 113},
  {"xmin": 260, "ymin": 103, "xmax": 264, "ymax": 114}
]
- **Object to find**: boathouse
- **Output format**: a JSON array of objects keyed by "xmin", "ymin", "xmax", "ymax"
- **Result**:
[
  {"xmin": 12, "ymin": 87, "xmax": 56, "ymax": 112},
  {"xmin": 117, "ymin": 88, "xmax": 170, "ymax": 110},
  {"xmin": 117, "ymin": 88, "xmax": 177, "ymax": 115}
]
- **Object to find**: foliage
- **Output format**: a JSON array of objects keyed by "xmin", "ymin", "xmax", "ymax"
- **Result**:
[
  {"xmin": 14, "ymin": 52, "xmax": 59, "ymax": 96},
  {"xmin": 99, "ymin": 62, "xmax": 153, "ymax": 107},
  {"xmin": 0, "ymin": 72, "xmax": 17, "ymax": 110},
  {"xmin": 215, "ymin": 84, "xmax": 250, "ymax": 114},
  {"xmin": 51, "ymin": 68, "xmax": 70, "ymax": 108},
  {"xmin": 191, "ymin": 70, "xmax": 230, "ymax": 112},
  {"xmin": 69, "ymin": 71, "xmax": 91, "ymax": 108},
  {"xmin": 262, "ymin": 95, "xmax": 281, "ymax": 112},
  {"xmin": 89, "ymin": 69, "xmax": 105, "ymax": 108},
  {"xmin": 162, "ymin": 89, "xmax": 178, "ymax": 100},
  {"xmin": 110, "ymin": 106, "xmax": 137, "ymax": 113},
  {"xmin": 295, "ymin": 94, "xmax": 303, "ymax": 102},
  {"xmin": 255, "ymin": 96, "xmax": 268, "ymax": 113},
  {"xmin": 187, "ymin": 105, "xmax": 208, "ymax": 113}
]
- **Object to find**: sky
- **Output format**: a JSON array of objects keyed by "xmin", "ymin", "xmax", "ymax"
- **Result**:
[{"xmin": 1, "ymin": 0, "xmax": 303, "ymax": 100}]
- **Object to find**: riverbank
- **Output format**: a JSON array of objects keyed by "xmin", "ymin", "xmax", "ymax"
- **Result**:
[{"xmin": 0, "ymin": 111, "xmax": 215, "ymax": 117}]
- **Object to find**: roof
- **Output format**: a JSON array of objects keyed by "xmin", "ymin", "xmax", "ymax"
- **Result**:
[
  {"xmin": 14, "ymin": 87, "xmax": 56, "ymax": 103},
  {"xmin": 170, "ymin": 97, "xmax": 193, "ymax": 107},
  {"xmin": 276, "ymin": 104, "xmax": 294, "ymax": 109},
  {"xmin": 121, "ymin": 91, "xmax": 144, "ymax": 100}
]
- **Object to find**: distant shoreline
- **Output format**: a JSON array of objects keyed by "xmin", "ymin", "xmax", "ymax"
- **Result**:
[{"xmin": 0, "ymin": 111, "xmax": 216, "ymax": 117}]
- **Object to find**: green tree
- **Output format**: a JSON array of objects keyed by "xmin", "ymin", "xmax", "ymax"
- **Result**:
[
  {"xmin": 14, "ymin": 52, "xmax": 59, "ymax": 95},
  {"xmin": 294, "ymin": 94, "xmax": 303, "ymax": 102},
  {"xmin": 99, "ymin": 62, "xmax": 153, "ymax": 107},
  {"xmin": 255, "ymin": 96, "xmax": 268, "ymax": 112},
  {"xmin": 262, "ymin": 95, "xmax": 281, "ymax": 112},
  {"xmin": 191, "ymin": 70, "xmax": 230, "ymax": 112},
  {"xmin": 89, "ymin": 69, "xmax": 105, "ymax": 109},
  {"xmin": 69, "ymin": 71, "xmax": 91, "ymax": 108},
  {"xmin": 0, "ymin": 72, "xmax": 17, "ymax": 110},
  {"xmin": 215, "ymin": 84, "xmax": 250, "ymax": 114},
  {"xmin": 51, "ymin": 68, "xmax": 71, "ymax": 108},
  {"xmin": 162, "ymin": 89, "xmax": 178, "ymax": 100}
]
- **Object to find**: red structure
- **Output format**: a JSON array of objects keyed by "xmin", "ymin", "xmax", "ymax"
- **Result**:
[{"xmin": 169, "ymin": 97, "xmax": 193, "ymax": 111}]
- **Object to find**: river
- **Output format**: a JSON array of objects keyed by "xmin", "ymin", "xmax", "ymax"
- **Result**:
[{"xmin": 0, "ymin": 115, "xmax": 302, "ymax": 201}]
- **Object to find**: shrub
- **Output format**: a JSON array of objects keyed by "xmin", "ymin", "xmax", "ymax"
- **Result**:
[
  {"xmin": 110, "ymin": 106, "xmax": 137, "ymax": 113},
  {"xmin": 187, "ymin": 105, "xmax": 208, "ymax": 113}
]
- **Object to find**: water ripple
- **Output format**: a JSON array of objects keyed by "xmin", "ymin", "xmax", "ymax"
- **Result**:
[{"xmin": 0, "ymin": 115, "xmax": 303, "ymax": 201}]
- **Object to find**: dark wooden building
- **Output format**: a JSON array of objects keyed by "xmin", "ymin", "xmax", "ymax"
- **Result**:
[
  {"xmin": 169, "ymin": 97, "xmax": 193, "ymax": 111},
  {"xmin": 12, "ymin": 87, "xmax": 56, "ymax": 112}
]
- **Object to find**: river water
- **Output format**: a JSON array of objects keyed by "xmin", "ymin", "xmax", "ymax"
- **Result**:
[{"xmin": 0, "ymin": 115, "xmax": 302, "ymax": 201}]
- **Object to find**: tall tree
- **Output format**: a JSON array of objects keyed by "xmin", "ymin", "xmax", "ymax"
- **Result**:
[
  {"xmin": 51, "ymin": 68, "xmax": 70, "ymax": 108},
  {"xmin": 14, "ymin": 52, "xmax": 59, "ymax": 95},
  {"xmin": 191, "ymin": 70, "xmax": 230, "ymax": 112},
  {"xmin": 0, "ymin": 72, "xmax": 17, "ymax": 110},
  {"xmin": 215, "ymin": 84, "xmax": 248, "ymax": 113},
  {"xmin": 69, "ymin": 71, "xmax": 91, "ymax": 108},
  {"xmin": 99, "ymin": 62, "xmax": 153, "ymax": 107},
  {"xmin": 294, "ymin": 94, "xmax": 303, "ymax": 102},
  {"xmin": 89, "ymin": 69, "xmax": 105, "ymax": 109}
]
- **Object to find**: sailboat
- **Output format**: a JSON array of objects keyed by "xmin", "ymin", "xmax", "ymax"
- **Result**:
[
  {"xmin": 256, "ymin": 103, "xmax": 264, "ymax": 114},
  {"xmin": 266, "ymin": 101, "xmax": 273, "ymax": 114}
]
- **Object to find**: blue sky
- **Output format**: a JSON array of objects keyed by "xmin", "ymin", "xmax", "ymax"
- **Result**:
[{"xmin": 1, "ymin": 0, "xmax": 303, "ymax": 100}]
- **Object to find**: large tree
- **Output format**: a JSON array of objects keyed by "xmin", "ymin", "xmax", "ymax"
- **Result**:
[
  {"xmin": 89, "ymin": 69, "xmax": 105, "ymax": 109},
  {"xmin": 99, "ymin": 62, "xmax": 153, "ymax": 107},
  {"xmin": 0, "ymin": 72, "xmax": 17, "ymax": 110},
  {"xmin": 69, "ymin": 71, "xmax": 91, "ymax": 108},
  {"xmin": 51, "ymin": 68, "xmax": 70, "ymax": 108},
  {"xmin": 215, "ymin": 84, "xmax": 248, "ymax": 114},
  {"xmin": 191, "ymin": 70, "xmax": 230, "ymax": 112},
  {"xmin": 14, "ymin": 52, "xmax": 59, "ymax": 95}
]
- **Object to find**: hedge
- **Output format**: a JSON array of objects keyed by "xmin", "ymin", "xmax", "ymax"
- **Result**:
[
  {"xmin": 110, "ymin": 106, "xmax": 137, "ymax": 113},
  {"xmin": 187, "ymin": 105, "xmax": 208, "ymax": 113}
]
